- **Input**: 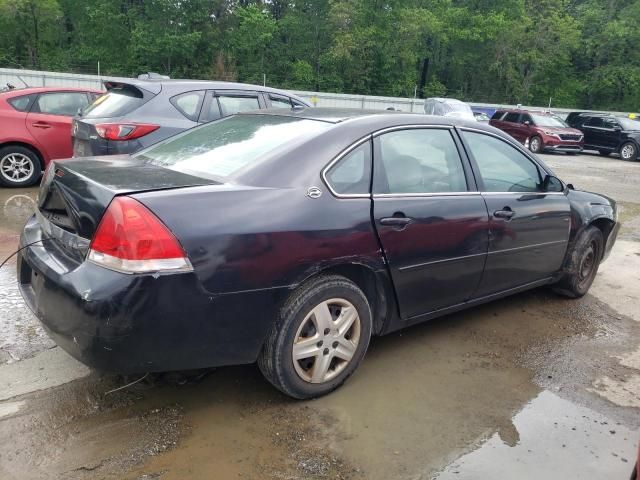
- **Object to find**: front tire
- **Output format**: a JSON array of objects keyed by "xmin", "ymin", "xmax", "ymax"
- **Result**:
[
  {"xmin": 529, "ymin": 135, "xmax": 543, "ymax": 154},
  {"xmin": 0, "ymin": 145, "xmax": 42, "ymax": 187},
  {"xmin": 258, "ymin": 275, "xmax": 372, "ymax": 399},
  {"xmin": 553, "ymin": 226, "xmax": 604, "ymax": 298},
  {"xmin": 619, "ymin": 142, "xmax": 637, "ymax": 161}
]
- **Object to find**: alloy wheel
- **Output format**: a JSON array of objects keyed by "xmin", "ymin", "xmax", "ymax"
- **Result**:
[
  {"xmin": 530, "ymin": 137, "xmax": 541, "ymax": 152},
  {"xmin": 292, "ymin": 298, "xmax": 361, "ymax": 383},
  {"xmin": 621, "ymin": 144, "xmax": 636, "ymax": 160},
  {"xmin": 0, "ymin": 153, "xmax": 34, "ymax": 183}
]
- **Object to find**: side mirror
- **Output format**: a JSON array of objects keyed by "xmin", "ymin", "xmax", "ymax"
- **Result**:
[
  {"xmin": 524, "ymin": 121, "xmax": 531, "ymax": 126},
  {"xmin": 543, "ymin": 175, "xmax": 564, "ymax": 193},
  {"xmin": 614, "ymin": 125, "xmax": 622, "ymax": 131}
]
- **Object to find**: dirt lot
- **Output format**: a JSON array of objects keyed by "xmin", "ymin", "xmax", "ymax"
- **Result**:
[{"xmin": 0, "ymin": 152, "xmax": 639, "ymax": 480}]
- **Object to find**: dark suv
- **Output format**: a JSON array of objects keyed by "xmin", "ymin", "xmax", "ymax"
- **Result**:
[
  {"xmin": 72, "ymin": 79, "xmax": 311, "ymax": 156},
  {"xmin": 490, "ymin": 109, "xmax": 584, "ymax": 154},
  {"xmin": 568, "ymin": 112, "xmax": 640, "ymax": 160}
]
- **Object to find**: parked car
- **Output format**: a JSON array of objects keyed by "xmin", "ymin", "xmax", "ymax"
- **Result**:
[
  {"xmin": 424, "ymin": 97, "xmax": 476, "ymax": 121},
  {"xmin": 72, "ymin": 79, "xmax": 311, "ymax": 157},
  {"xmin": 490, "ymin": 109, "xmax": 584, "ymax": 154},
  {"xmin": 571, "ymin": 113, "xmax": 640, "ymax": 160},
  {"xmin": 19, "ymin": 108, "xmax": 618, "ymax": 399},
  {"xmin": 0, "ymin": 87, "xmax": 102, "ymax": 187}
]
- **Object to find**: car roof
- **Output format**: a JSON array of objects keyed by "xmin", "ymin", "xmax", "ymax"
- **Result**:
[
  {"xmin": 242, "ymin": 107, "xmax": 489, "ymax": 130},
  {"xmin": 496, "ymin": 108, "xmax": 553, "ymax": 115},
  {"xmin": 427, "ymin": 97, "xmax": 467, "ymax": 104},
  {"xmin": 106, "ymin": 78, "xmax": 310, "ymax": 103},
  {"xmin": 0, "ymin": 86, "xmax": 101, "ymax": 97}
]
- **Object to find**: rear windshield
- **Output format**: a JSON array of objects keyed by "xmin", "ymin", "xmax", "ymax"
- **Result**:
[
  {"xmin": 82, "ymin": 86, "xmax": 149, "ymax": 118},
  {"xmin": 135, "ymin": 114, "xmax": 331, "ymax": 180}
]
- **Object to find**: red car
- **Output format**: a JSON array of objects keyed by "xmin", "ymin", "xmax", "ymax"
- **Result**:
[
  {"xmin": 0, "ymin": 87, "xmax": 102, "ymax": 187},
  {"xmin": 490, "ymin": 109, "xmax": 584, "ymax": 154}
]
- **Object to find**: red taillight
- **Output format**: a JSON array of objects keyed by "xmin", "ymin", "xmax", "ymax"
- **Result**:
[
  {"xmin": 94, "ymin": 123, "xmax": 159, "ymax": 141},
  {"xmin": 88, "ymin": 196, "xmax": 192, "ymax": 274}
]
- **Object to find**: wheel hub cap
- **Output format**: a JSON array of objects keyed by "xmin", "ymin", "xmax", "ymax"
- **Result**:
[
  {"xmin": 622, "ymin": 145, "xmax": 635, "ymax": 159},
  {"xmin": 292, "ymin": 298, "xmax": 361, "ymax": 384},
  {"xmin": 0, "ymin": 153, "xmax": 33, "ymax": 182}
]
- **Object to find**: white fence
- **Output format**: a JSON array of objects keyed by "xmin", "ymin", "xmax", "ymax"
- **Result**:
[{"xmin": 0, "ymin": 67, "xmax": 628, "ymax": 117}]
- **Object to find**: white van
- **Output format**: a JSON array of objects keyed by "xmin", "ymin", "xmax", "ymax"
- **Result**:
[{"xmin": 424, "ymin": 98, "xmax": 476, "ymax": 121}]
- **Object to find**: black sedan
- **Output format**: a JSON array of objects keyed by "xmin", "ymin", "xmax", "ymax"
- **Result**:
[{"xmin": 18, "ymin": 108, "xmax": 619, "ymax": 399}]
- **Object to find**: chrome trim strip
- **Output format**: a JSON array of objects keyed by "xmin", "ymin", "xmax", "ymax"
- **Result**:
[
  {"xmin": 35, "ymin": 209, "xmax": 90, "ymax": 251},
  {"xmin": 372, "ymin": 124, "xmax": 455, "ymax": 137},
  {"xmin": 373, "ymin": 192, "xmax": 480, "ymax": 198},
  {"xmin": 398, "ymin": 252, "xmax": 486, "ymax": 272},
  {"xmin": 481, "ymin": 191, "xmax": 565, "ymax": 196},
  {"xmin": 488, "ymin": 239, "xmax": 567, "ymax": 255}
]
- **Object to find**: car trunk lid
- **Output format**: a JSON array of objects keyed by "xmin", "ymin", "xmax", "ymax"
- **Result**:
[{"xmin": 37, "ymin": 156, "xmax": 219, "ymax": 243}]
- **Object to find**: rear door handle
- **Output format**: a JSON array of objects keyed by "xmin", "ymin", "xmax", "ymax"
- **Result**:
[
  {"xmin": 32, "ymin": 122, "xmax": 51, "ymax": 129},
  {"xmin": 493, "ymin": 208, "xmax": 515, "ymax": 220},
  {"xmin": 380, "ymin": 216, "xmax": 413, "ymax": 226}
]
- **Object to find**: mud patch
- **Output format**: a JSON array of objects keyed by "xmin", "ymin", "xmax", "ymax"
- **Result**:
[{"xmin": 0, "ymin": 375, "xmax": 186, "ymax": 480}]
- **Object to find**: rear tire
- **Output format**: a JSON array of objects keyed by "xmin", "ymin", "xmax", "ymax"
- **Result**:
[
  {"xmin": 553, "ymin": 226, "xmax": 603, "ymax": 298},
  {"xmin": 0, "ymin": 145, "xmax": 42, "ymax": 187},
  {"xmin": 529, "ymin": 135, "xmax": 543, "ymax": 154},
  {"xmin": 258, "ymin": 275, "xmax": 372, "ymax": 399}
]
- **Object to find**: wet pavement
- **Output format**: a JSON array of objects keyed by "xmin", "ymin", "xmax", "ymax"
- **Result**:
[{"xmin": 0, "ymin": 153, "xmax": 639, "ymax": 479}]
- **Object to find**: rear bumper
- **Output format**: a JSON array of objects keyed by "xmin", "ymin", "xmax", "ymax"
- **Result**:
[{"xmin": 17, "ymin": 215, "xmax": 286, "ymax": 373}]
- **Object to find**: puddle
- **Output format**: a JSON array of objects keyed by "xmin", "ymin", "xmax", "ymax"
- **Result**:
[{"xmin": 435, "ymin": 390, "xmax": 639, "ymax": 479}]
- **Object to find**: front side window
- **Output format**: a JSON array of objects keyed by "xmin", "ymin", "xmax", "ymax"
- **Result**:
[
  {"xmin": 217, "ymin": 94, "xmax": 260, "ymax": 116},
  {"xmin": 375, "ymin": 129, "xmax": 468, "ymax": 194},
  {"xmin": 269, "ymin": 95, "xmax": 292, "ymax": 109},
  {"xmin": 136, "ymin": 114, "xmax": 330, "ymax": 180},
  {"xmin": 462, "ymin": 131, "xmax": 542, "ymax": 193},
  {"xmin": 491, "ymin": 111, "xmax": 505, "ymax": 120},
  {"xmin": 602, "ymin": 117, "xmax": 620, "ymax": 129},
  {"xmin": 35, "ymin": 92, "xmax": 90, "ymax": 116},
  {"xmin": 325, "ymin": 141, "xmax": 371, "ymax": 195}
]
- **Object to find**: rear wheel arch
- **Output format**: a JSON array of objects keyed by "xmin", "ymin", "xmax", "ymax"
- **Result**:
[{"xmin": 293, "ymin": 263, "xmax": 391, "ymax": 336}]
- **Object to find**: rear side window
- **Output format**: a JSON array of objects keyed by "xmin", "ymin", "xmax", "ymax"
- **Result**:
[
  {"xmin": 503, "ymin": 112, "xmax": 520, "ymax": 123},
  {"xmin": 491, "ymin": 111, "xmax": 504, "ymax": 120},
  {"xmin": 83, "ymin": 85, "xmax": 151, "ymax": 118},
  {"xmin": 586, "ymin": 117, "xmax": 603, "ymax": 128},
  {"xmin": 375, "ymin": 129, "xmax": 468, "ymax": 194},
  {"xmin": 7, "ymin": 94, "xmax": 36, "ymax": 112},
  {"xmin": 217, "ymin": 94, "xmax": 260, "ymax": 116},
  {"xmin": 136, "ymin": 115, "xmax": 330, "ymax": 180},
  {"xmin": 325, "ymin": 142, "xmax": 371, "ymax": 195},
  {"xmin": 170, "ymin": 90, "xmax": 204, "ymax": 121},
  {"xmin": 462, "ymin": 131, "xmax": 542, "ymax": 193},
  {"xmin": 33, "ymin": 92, "xmax": 91, "ymax": 116}
]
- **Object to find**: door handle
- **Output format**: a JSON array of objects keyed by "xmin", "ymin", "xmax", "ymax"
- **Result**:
[
  {"xmin": 32, "ymin": 122, "xmax": 51, "ymax": 129},
  {"xmin": 380, "ymin": 216, "xmax": 413, "ymax": 227},
  {"xmin": 493, "ymin": 207, "xmax": 515, "ymax": 220}
]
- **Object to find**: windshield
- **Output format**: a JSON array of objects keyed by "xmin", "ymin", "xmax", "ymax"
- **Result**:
[
  {"xmin": 135, "ymin": 115, "xmax": 331, "ymax": 179},
  {"xmin": 531, "ymin": 114, "xmax": 567, "ymax": 128},
  {"xmin": 618, "ymin": 117, "xmax": 640, "ymax": 131}
]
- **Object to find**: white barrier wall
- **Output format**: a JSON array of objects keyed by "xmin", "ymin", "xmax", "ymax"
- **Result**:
[{"xmin": 0, "ymin": 67, "xmax": 628, "ymax": 117}]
